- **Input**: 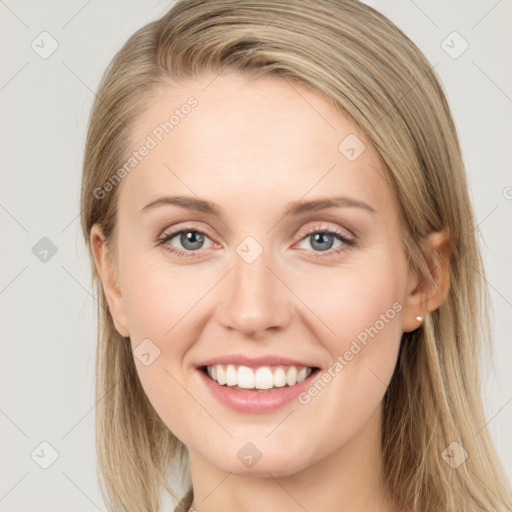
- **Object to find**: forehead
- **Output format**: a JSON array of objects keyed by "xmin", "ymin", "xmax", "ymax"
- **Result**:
[{"xmin": 119, "ymin": 72, "xmax": 394, "ymax": 220}]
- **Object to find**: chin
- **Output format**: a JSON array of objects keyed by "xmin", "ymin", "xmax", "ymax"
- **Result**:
[{"xmin": 206, "ymin": 444, "xmax": 313, "ymax": 478}]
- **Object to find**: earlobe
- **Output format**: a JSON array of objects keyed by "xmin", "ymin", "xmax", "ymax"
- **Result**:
[
  {"xmin": 402, "ymin": 228, "xmax": 451, "ymax": 333},
  {"xmin": 90, "ymin": 224, "xmax": 130, "ymax": 338}
]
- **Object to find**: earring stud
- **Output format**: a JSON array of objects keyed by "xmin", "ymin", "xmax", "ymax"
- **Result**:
[{"xmin": 416, "ymin": 316, "xmax": 423, "ymax": 323}]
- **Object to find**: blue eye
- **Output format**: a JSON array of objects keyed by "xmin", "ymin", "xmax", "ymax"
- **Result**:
[
  {"xmin": 158, "ymin": 227, "xmax": 214, "ymax": 257},
  {"xmin": 295, "ymin": 226, "xmax": 355, "ymax": 256},
  {"xmin": 296, "ymin": 230, "xmax": 352, "ymax": 252},
  {"xmin": 157, "ymin": 224, "xmax": 355, "ymax": 259}
]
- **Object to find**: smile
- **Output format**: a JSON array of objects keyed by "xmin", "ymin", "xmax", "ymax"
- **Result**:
[
  {"xmin": 204, "ymin": 364, "xmax": 316, "ymax": 391},
  {"xmin": 197, "ymin": 365, "xmax": 321, "ymax": 413}
]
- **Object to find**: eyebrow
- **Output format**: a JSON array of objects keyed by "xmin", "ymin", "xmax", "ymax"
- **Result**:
[{"xmin": 140, "ymin": 195, "xmax": 376, "ymax": 216}]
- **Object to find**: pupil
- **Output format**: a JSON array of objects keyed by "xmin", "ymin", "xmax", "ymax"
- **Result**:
[
  {"xmin": 182, "ymin": 231, "xmax": 204, "ymax": 250},
  {"xmin": 311, "ymin": 233, "xmax": 333, "ymax": 251}
]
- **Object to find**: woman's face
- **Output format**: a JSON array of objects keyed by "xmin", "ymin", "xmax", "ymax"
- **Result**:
[{"xmin": 92, "ymin": 71, "xmax": 422, "ymax": 477}]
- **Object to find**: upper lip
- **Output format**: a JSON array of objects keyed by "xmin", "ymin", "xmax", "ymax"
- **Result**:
[{"xmin": 197, "ymin": 354, "xmax": 319, "ymax": 369}]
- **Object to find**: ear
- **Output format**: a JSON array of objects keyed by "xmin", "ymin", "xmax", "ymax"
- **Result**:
[
  {"xmin": 402, "ymin": 228, "xmax": 451, "ymax": 333},
  {"xmin": 90, "ymin": 224, "xmax": 130, "ymax": 338}
]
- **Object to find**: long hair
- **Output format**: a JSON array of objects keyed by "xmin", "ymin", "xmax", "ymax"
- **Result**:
[{"xmin": 80, "ymin": 1, "xmax": 511, "ymax": 510}]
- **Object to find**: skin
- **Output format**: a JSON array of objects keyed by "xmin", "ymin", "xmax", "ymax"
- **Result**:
[{"xmin": 90, "ymin": 72, "xmax": 450, "ymax": 512}]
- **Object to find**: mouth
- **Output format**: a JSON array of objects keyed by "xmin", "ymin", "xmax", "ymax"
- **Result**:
[{"xmin": 199, "ymin": 364, "xmax": 321, "ymax": 392}]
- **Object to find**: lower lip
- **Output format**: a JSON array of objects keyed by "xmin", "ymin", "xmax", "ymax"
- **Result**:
[{"xmin": 197, "ymin": 367, "xmax": 321, "ymax": 414}]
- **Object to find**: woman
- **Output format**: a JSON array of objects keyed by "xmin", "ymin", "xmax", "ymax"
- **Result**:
[{"xmin": 80, "ymin": 1, "xmax": 511, "ymax": 511}]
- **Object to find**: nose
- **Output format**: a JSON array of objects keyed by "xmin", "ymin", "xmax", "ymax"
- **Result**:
[{"xmin": 215, "ymin": 249, "xmax": 293, "ymax": 338}]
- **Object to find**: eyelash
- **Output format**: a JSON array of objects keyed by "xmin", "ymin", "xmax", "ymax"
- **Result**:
[{"xmin": 156, "ymin": 223, "xmax": 356, "ymax": 259}]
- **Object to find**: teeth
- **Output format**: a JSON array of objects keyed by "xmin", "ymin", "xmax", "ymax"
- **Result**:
[
  {"xmin": 216, "ymin": 365, "xmax": 226, "ymax": 385},
  {"xmin": 254, "ymin": 367, "xmax": 273, "ymax": 389},
  {"xmin": 205, "ymin": 364, "xmax": 314, "ymax": 390},
  {"xmin": 273, "ymin": 367, "xmax": 287, "ymax": 387},
  {"xmin": 286, "ymin": 366, "xmax": 297, "ymax": 386},
  {"xmin": 238, "ymin": 366, "xmax": 255, "ymax": 389},
  {"xmin": 296, "ymin": 367, "xmax": 309, "ymax": 383},
  {"xmin": 225, "ymin": 364, "xmax": 237, "ymax": 386}
]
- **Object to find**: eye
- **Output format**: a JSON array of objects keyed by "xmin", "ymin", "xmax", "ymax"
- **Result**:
[
  {"xmin": 157, "ymin": 225, "xmax": 215, "ymax": 258},
  {"xmin": 295, "ymin": 225, "xmax": 355, "ymax": 257}
]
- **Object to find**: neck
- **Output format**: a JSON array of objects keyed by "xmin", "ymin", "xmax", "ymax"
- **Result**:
[{"xmin": 186, "ymin": 405, "xmax": 395, "ymax": 512}]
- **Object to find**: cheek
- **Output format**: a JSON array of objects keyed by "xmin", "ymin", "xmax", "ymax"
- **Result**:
[
  {"xmin": 302, "ymin": 250, "xmax": 406, "ymax": 342},
  {"xmin": 116, "ymin": 248, "xmax": 204, "ymax": 430},
  {"xmin": 287, "ymin": 252, "xmax": 405, "ymax": 448},
  {"xmin": 118, "ymin": 242, "xmax": 194, "ymax": 341},
  {"xmin": 296, "ymin": 247, "xmax": 407, "ymax": 396}
]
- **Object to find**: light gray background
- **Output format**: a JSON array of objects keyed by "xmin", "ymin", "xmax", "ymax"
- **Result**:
[{"xmin": 1, "ymin": 1, "xmax": 511, "ymax": 510}]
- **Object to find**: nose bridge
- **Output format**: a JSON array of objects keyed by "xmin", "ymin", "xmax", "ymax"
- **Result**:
[{"xmin": 216, "ymin": 239, "xmax": 292, "ymax": 337}]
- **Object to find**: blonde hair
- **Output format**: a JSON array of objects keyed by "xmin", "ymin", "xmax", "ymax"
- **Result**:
[{"xmin": 80, "ymin": 1, "xmax": 511, "ymax": 511}]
